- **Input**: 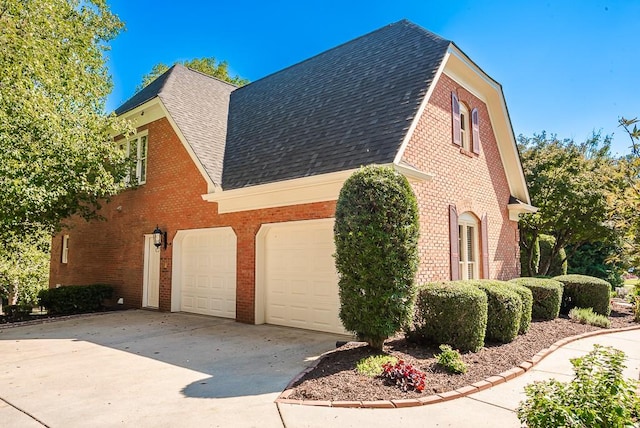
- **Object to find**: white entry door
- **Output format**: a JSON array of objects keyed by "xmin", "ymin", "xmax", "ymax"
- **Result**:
[{"xmin": 143, "ymin": 235, "xmax": 160, "ymax": 308}]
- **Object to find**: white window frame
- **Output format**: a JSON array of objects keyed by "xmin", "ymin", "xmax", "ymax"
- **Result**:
[
  {"xmin": 458, "ymin": 212, "xmax": 479, "ymax": 280},
  {"xmin": 119, "ymin": 131, "xmax": 148, "ymax": 185},
  {"xmin": 459, "ymin": 102, "xmax": 471, "ymax": 151},
  {"xmin": 61, "ymin": 235, "xmax": 70, "ymax": 264}
]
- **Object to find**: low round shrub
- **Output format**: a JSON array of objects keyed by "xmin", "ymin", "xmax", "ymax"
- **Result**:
[
  {"xmin": 508, "ymin": 283, "xmax": 533, "ymax": 334},
  {"xmin": 468, "ymin": 280, "xmax": 522, "ymax": 344},
  {"xmin": 509, "ymin": 278, "xmax": 563, "ymax": 320},
  {"xmin": 553, "ymin": 274, "xmax": 611, "ymax": 316},
  {"xmin": 406, "ymin": 282, "xmax": 487, "ymax": 352},
  {"xmin": 38, "ymin": 284, "xmax": 114, "ymax": 315}
]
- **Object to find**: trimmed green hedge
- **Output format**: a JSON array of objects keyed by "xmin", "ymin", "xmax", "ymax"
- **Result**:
[
  {"xmin": 468, "ymin": 280, "xmax": 522, "ymax": 344},
  {"xmin": 508, "ymin": 283, "xmax": 533, "ymax": 334},
  {"xmin": 553, "ymin": 274, "xmax": 611, "ymax": 316},
  {"xmin": 406, "ymin": 282, "xmax": 487, "ymax": 352},
  {"xmin": 334, "ymin": 165, "xmax": 420, "ymax": 350},
  {"xmin": 509, "ymin": 278, "xmax": 563, "ymax": 320},
  {"xmin": 38, "ymin": 284, "xmax": 113, "ymax": 315}
]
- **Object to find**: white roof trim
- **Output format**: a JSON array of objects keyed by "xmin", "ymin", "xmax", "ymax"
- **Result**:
[
  {"xmin": 202, "ymin": 162, "xmax": 433, "ymax": 214},
  {"xmin": 508, "ymin": 201, "xmax": 538, "ymax": 221},
  {"xmin": 394, "ymin": 51, "xmax": 450, "ymax": 165},
  {"xmin": 442, "ymin": 44, "xmax": 532, "ymax": 205},
  {"xmin": 156, "ymin": 101, "xmax": 218, "ymax": 193}
]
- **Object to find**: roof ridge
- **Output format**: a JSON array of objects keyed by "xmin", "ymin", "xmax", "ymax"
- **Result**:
[
  {"xmin": 234, "ymin": 19, "xmax": 448, "ymax": 92},
  {"xmin": 180, "ymin": 64, "xmax": 240, "ymax": 89}
]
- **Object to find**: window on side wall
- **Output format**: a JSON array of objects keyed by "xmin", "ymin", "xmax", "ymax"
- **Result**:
[
  {"xmin": 61, "ymin": 235, "xmax": 69, "ymax": 264},
  {"xmin": 119, "ymin": 132, "xmax": 148, "ymax": 186},
  {"xmin": 458, "ymin": 213, "xmax": 479, "ymax": 280},
  {"xmin": 451, "ymin": 92, "xmax": 481, "ymax": 154}
]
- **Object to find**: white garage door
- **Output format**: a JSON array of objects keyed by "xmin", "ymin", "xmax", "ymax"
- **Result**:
[
  {"xmin": 180, "ymin": 228, "xmax": 236, "ymax": 318},
  {"xmin": 264, "ymin": 220, "xmax": 345, "ymax": 334}
]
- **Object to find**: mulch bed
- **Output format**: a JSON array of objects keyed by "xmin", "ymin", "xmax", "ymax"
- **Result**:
[{"xmin": 288, "ymin": 305, "xmax": 637, "ymax": 402}]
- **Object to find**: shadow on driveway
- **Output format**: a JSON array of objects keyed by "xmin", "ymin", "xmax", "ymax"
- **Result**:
[{"xmin": 0, "ymin": 310, "xmax": 348, "ymax": 399}]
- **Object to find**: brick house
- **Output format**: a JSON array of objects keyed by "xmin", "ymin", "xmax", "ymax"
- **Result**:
[{"xmin": 49, "ymin": 20, "xmax": 535, "ymax": 334}]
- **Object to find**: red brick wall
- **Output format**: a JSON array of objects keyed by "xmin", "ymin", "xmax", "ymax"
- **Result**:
[
  {"xmin": 49, "ymin": 117, "xmax": 336, "ymax": 323},
  {"xmin": 402, "ymin": 73, "xmax": 520, "ymax": 283}
]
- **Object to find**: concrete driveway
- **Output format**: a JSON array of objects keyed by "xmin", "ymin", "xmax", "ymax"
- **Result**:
[{"xmin": 0, "ymin": 310, "xmax": 347, "ymax": 428}]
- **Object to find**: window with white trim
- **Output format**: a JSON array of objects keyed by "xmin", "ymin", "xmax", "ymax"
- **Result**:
[
  {"xmin": 458, "ymin": 212, "xmax": 479, "ymax": 280},
  {"xmin": 119, "ymin": 132, "xmax": 148, "ymax": 185},
  {"xmin": 61, "ymin": 235, "xmax": 69, "ymax": 264}
]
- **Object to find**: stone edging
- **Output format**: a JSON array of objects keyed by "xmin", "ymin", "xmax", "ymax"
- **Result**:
[{"xmin": 276, "ymin": 324, "xmax": 640, "ymax": 409}]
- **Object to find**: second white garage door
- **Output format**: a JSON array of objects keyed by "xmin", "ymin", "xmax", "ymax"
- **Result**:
[
  {"xmin": 178, "ymin": 227, "xmax": 236, "ymax": 318},
  {"xmin": 262, "ymin": 219, "xmax": 345, "ymax": 334}
]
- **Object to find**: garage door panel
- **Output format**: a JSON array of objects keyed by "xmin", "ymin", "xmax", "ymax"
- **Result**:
[
  {"xmin": 264, "ymin": 220, "xmax": 346, "ymax": 334},
  {"xmin": 179, "ymin": 228, "xmax": 236, "ymax": 319}
]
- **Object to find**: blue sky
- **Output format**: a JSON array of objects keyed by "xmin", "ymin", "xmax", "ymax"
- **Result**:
[{"xmin": 106, "ymin": 0, "xmax": 639, "ymax": 156}]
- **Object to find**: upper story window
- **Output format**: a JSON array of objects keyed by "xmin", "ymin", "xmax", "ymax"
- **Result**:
[
  {"xmin": 459, "ymin": 102, "xmax": 470, "ymax": 151},
  {"xmin": 451, "ymin": 92, "xmax": 481, "ymax": 155},
  {"xmin": 119, "ymin": 132, "xmax": 148, "ymax": 185}
]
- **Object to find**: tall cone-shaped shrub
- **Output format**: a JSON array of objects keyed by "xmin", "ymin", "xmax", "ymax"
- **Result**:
[{"xmin": 334, "ymin": 166, "xmax": 420, "ymax": 351}]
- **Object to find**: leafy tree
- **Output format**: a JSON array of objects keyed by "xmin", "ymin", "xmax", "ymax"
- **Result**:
[
  {"xmin": 518, "ymin": 133, "xmax": 616, "ymax": 276},
  {"xmin": 567, "ymin": 241, "xmax": 625, "ymax": 288},
  {"xmin": 538, "ymin": 234, "xmax": 567, "ymax": 277},
  {"xmin": 334, "ymin": 166, "xmax": 419, "ymax": 351},
  {"xmin": 0, "ymin": 0, "xmax": 132, "ymax": 243},
  {"xmin": 0, "ymin": 231, "xmax": 50, "ymax": 308},
  {"xmin": 615, "ymin": 117, "xmax": 640, "ymax": 268},
  {"xmin": 137, "ymin": 57, "xmax": 249, "ymax": 91}
]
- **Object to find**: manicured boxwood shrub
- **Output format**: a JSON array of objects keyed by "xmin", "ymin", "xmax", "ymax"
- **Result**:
[
  {"xmin": 509, "ymin": 278, "xmax": 563, "ymax": 320},
  {"xmin": 468, "ymin": 280, "xmax": 522, "ymax": 344},
  {"xmin": 406, "ymin": 282, "xmax": 487, "ymax": 352},
  {"xmin": 553, "ymin": 274, "xmax": 611, "ymax": 316},
  {"xmin": 334, "ymin": 166, "xmax": 420, "ymax": 350},
  {"xmin": 38, "ymin": 284, "xmax": 113, "ymax": 315},
  {"xmin": 508, "ymin": 283, "xmax": 533, "ymax": 334}
]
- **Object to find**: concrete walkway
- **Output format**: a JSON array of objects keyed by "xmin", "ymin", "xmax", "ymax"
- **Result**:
[{"xmin": 278, "ymin": 328, "xmax": 640, "ymax": 428}]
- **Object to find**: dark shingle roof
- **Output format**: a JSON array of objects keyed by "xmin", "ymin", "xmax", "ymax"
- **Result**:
[
  {"xmin": 221, "ymin": 20, "xmax": 450, "ymax": 190},
  {"xmin": 115, "ymin": 64, "xmax": 236, "ymax": 187}
]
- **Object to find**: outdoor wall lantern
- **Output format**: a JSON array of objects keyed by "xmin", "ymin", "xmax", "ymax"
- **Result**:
[{"xmin": 153, "ymin": 225, "xmax": 167, "ymax": 251}]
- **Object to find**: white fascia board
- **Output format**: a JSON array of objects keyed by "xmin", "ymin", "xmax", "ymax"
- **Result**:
[
  {"xmin": 202, "ymin": 163, "xmax": 433, "ymax": 214},
  {"xmin": 508, "ymin": 202, "xmax": 538, "ymax": 221},
  {"xmin": 393, "ymin": 162, "xmax": 434, "ymax": 182},
  {"xmin": 202, "ymin": 169, "xmax": 357, "ymax": 214},
  {"xmin": 394, "ymin": 51, "xmax": 450, "ymax": 165},
  {"xmin": 443, "ymin": 45, "xmax": 532, "ymax": 206},
  {"xmin": 119, "ymin": 98, "xmax": 165, "ymax": 129},
  {"xmin": 116, "ymin": 98, "xmax": 218, "ymax": 193},
  {"xmin": 157, "ymin": 101, "xmax": 218, "ymax": 193}
]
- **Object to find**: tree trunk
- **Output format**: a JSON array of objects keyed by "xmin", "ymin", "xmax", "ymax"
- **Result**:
[{"xmin": 366, "ymin": 337, "xmax": 385, "ymax": 352}]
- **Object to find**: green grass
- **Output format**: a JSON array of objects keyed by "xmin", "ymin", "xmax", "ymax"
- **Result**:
[{"xmin": 624, "ymin": 278, "xmax": 638, "ymax": 286}]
